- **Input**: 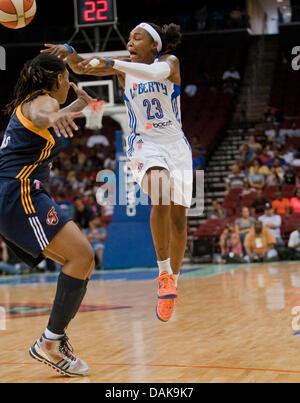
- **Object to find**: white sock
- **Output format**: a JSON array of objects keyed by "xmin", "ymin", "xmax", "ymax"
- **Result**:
[
  {"xmin": 44, "ymin": 328, "xmax": 64, "ymax": 340},
  {"xmin": 174, "ymin": 274, "xmax": 179, "ymax": 288},
  {"xmin": 157, "ymin": 258, "xmax": 173, "ymax": 275}
]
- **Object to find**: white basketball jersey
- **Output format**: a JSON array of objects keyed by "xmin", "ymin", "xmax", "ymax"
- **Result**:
[{"xmin": 123, "ymin": 64, "xmax": 184, "ymax": 145}]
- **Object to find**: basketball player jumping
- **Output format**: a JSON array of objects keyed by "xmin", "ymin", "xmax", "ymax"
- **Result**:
[
  {"xmin": 42, "ymin": 22, "xmax": 193, "ymax": 323},
  {"xmin": 0, "ymin": 53, "xmax": 96, "ymax": 376}
]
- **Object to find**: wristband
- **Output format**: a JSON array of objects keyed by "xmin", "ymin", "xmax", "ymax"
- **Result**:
[
  {"xmin": 63, "ymin": 43, "xmax": 73, "ymax": 54},
  {"xmin": 104, "ymin": 56, "xmax": 110, "ymax": 69}
]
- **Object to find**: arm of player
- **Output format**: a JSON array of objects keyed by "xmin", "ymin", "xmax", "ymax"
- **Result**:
[
  {"xmin": 41, "ymin": 44, "xmax": 126, "ymax": 77},
  {"xmin": 28, "ymin": 95, "xmax": 80, "ymax": 138},
  {"xmin": 41, "ymin": 44, "xmax": 87, "ymax": 75},
  {"xmin": 79, "ymin": 54, "xmax": 179, "ymax": 82},
  {"xmin": 60, "ymin": 82, "xmax": 97, "ymax": 113}
]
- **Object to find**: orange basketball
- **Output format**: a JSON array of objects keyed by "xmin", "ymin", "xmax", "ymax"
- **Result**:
[{"xmin": 0, "ymin": 0, "xmax": 36, "ymax": 29}]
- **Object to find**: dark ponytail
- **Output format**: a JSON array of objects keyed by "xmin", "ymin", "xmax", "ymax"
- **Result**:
[
  {"xmin": 6, "ymin": 53, "xmax": 66, "ymax": 115},
  {"xmin": 149, "ymin": 22, "xmax": 182, "ymax": 54}
]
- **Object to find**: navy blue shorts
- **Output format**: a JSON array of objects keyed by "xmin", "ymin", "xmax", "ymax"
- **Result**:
[{"xmin": 0, "ymin": 179, "xmax": 71, "ymax": 266}]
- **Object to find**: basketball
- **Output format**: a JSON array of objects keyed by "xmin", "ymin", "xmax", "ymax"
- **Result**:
[{"xmin": 0, "ymin": 0, "xmax": 36, "ymax": 29}]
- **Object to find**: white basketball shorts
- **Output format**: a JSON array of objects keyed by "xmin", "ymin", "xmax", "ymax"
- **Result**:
[{"xmin": 126, "ymin": 135, "xmax": 193, "ymax": 208}]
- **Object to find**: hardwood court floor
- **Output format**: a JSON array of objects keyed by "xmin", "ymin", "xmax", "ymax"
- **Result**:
[{"xmin": 1, "ymin": 261, "xmax": 300, "ymax": 383}]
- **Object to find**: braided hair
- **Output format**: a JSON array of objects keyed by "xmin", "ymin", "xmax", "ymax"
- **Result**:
[
  {"xmin": 6, "ymin": 53, "xmax": 66, "ymax": 115},
  {"xmin": 148, "ymin": 22, "xmax": 182, "ymax": 54}
]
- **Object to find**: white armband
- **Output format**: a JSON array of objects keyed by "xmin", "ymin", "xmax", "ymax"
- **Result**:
[{"xmin": 113, "ymin": 59, "xmax": 171, "ymax": 81}]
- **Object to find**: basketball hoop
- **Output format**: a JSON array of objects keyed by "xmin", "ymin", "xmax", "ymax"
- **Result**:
[{"xmin": 82, "ymin": 100, "xmax": 107, "ymax": 130}]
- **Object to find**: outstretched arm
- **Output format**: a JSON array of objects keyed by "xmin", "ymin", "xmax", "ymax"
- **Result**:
[
  {"xmin": 41, "ymin": 44, "xmax": 124, "ymax": 78},
  {"xmin": 78, "ymin": 54, "xmax": 180, "ymax": 84},
  {"xmin": 28, "ymin": 94, "xmax": 80, "ymax": 138}
]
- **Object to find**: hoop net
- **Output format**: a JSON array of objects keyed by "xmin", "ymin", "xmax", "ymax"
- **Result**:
[{"xmin": 82, "ymin": 100, "xmax": 107, "ymax": 130}]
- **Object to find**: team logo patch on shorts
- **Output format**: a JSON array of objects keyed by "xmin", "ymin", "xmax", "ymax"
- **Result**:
[
  {"xmin": 46, "ymin": 206, "xmax": 59, "ymax": 226},
  {"xmin": 137, "ymin": 161, "xmax": 144, "ymax": 172}
]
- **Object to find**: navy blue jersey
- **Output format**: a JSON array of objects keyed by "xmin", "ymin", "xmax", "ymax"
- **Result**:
[
  {"xmin": 0, "ymin": 103, "xmax": 63, "ymax": 182},
  {"xmin": 0, "ymin": 102, "xmax": 71, "ymax": 261}
]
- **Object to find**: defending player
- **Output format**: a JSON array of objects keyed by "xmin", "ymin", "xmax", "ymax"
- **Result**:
[
  {"xmin": 42, "ymin": 22, "xmax": 193, "ymax": 323},
  {"xmin": 0, "ymin": 53, "xmax": 96, "ymax": 376}
]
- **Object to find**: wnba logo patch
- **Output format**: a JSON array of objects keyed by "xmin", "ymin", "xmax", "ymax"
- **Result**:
[{"xmin": 46, "ymin": 206, "xmax": 59, "ymax": 226}]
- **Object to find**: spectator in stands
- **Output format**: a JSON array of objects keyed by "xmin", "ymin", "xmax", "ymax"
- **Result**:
[
  {"xmin": 192, "ymin": 149, "xmax": 206, "ymax": 171},
  {"xmin": 247, "ymin": 135, "xmax": 262, "ymax": 154},
  {"xmin": 263, "ymin": 106, "xmax": 282, "ymax": 125},
  {"xmin": 266, "ymin": 165, "xmax": 284, "ymax": 186},
  {"xmin": 209, "ymin": 9, "xmax": 226, "ymax": 30},
  {"xmin": 264, "ymin": 124, "xmax": 278, "ymax": 142},
  {"xmin": 269, "ymin": 158, "xmax": 286, "ymax": 183},
  {"xmin": 83, "ymin": 216, "xmax": 107, "ymax": 269},
  {"xmin": 65, "ymin": 170, "xmax": 82, "ymax": 193},
  {"xmin": 228, "ymin": 6, "xmax": 243, "ymax": 29},
  {"xmin": 289, "ymin": 151, "xmax": 300, "ymax": 168},
  {"xmin": 0, "ymin": 240, "xmax": 30, "ymax": 275},
  {"xmin": 239, "ymin": 143, "xmax": 255, "ymax": 164},
  {"xmin": 279, "ymin": 121, "xmax": 300, "ymax": 140},
  {"xmin": 190, "ymin": 136, "xmax": 204, "ymax": 153},
  {"xmin": 50, "ymin": 167, "xmax": 65, "ymax": 194},
  {"xmin": 87, "ymin": 194, "xmax": 102, "ymax": 216},
  {"xmin": 195, "ymin": 5, "xmax": 208, "ymax": 31},
  {"xmin": 272, "ymin": 191, "xmax": 291, "ymax": 216},
  {"xmin": 257, "ymin": 147, "xmax": 271, "ymax": 166},
  {"xmin": 55, "ymin": 192, "xmax": 74, "ymax": 220},
  {"xmin": 267, "ymin": 152, "xmax": 287, "ymax": 169},
  {"xmin": 290, "ymin": 188, "xmax": 300, "ymax": 213},
  {"xmin": 222, "ymin": 66, "xmax": 240, "ymax": 82},
  {"xmin": 251, "ymin": 189, "xmax": 269, "ymax": 216},
  {"xmin": 249, "ymin": 158, "xmax": 269, "ymax": 176},
  {"xmin": 288, "ymin": 223, "xmax": 300, "ymax": 260},
  {"xmin": 248, "ymin": 164, "xmax": 266, "ymax": 191},
  {"xmin": 219, "ymin": 224, "xmax": 244, "ymax": 263},
  {"xmin": 225, "ymin": 163, "xmax": 248, "ymax": 192},
  {"xmin": 208, "ymin": 199, "xmax": 226, "ymax": 220},
  {"xmin": 244, "ymin": 220, "xmax": 278, "ymax": 263},
  {"xmin": 86, "ymin": 130, "xmax": 110, "ymax": 148},
  {"xmin": 235, "ymin": 206, "xmax": 255, "ymax": 254},
  {"xmin": 222, "ymin": 78, "xmax": 237, "ymax": 94},
  {"xmin": 84, "ymin": 147, "xmax": 105, "ymax": 173},
  {"xmin": 283, "ymin": 144, "xmax": 297, "ymax": 165},
  {"xmin": 73, "ymin": 196, "xmax": 95, "ymax": 229},
  {"xmin": 241, "ymin": 181, "xmax": 256, "ymax": 196},
  {"xmin": 184, "ymin": 83, "xmax": 198, "ymax": 97},
  {"xmin": 69, "ymin": 152, "xmax": 83, "ymax": 171},
  {"xmin": 104, "ymin": 150, "xmax": 116, "ymax": 171},
  {"xmin": 258, "ymin": 203, "xmax": 284, "ymax": 246}
]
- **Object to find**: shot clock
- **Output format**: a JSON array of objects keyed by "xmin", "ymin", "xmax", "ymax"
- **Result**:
[{"xmin": 74, "ymin": 0, "xmax": 117, "ymax": 27}]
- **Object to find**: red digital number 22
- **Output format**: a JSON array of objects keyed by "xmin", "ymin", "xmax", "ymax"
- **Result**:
[{"xmin": 84, "ymin": 1, "xmax": 108, "ymax": 22}]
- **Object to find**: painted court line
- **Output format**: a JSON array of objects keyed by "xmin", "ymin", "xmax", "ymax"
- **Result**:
[{"xmin": 2, "ymin": 361, "xmax": 300, "ymax": 375}]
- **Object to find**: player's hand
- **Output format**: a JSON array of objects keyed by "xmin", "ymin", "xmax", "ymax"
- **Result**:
[
  {"xmin": 78, "ymin": 57, "xmax": 110, "ymax": 73},
  {"xmin": 48, "ymin": 111, "xmax": 81, "ymax": 138},
  {"xmin": 69, "ymin": 82, "xmax": 97, "ymax": 106},
  {"xmin": 41, "ymin": 44, "xmax": 70, "ymax": 59}
]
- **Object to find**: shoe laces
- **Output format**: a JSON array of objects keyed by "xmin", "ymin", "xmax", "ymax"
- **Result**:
[
  {"xmin": 153, "ymin": 272, "xmax": 183, "ymax": 303},
  {"xmin": 154, "ymin": 271, "xmax": 175, "ymax": 289},
  {"xmin": 59, "ymin": 336, "xmax": 76, "ymax": 361}
]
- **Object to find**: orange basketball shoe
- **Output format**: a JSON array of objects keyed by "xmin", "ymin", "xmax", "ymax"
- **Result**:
[
  {"xmin": 155, "ymin": 270, "xmax": 178, "ymax": 322},
  {"xmin": 156, "ymin": 270, "xmax": 178, "ymax": 299},
  {"xmin": 156, "ymin": 298, "xmax": 175, "ymax": 322}
]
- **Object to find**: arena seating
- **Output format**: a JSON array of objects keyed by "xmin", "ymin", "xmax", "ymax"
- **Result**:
[{"xmin": 178, "ymin": 32, "xmax": 249, "ymax": 155}]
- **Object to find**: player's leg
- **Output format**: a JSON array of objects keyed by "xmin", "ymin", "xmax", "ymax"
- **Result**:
[
  {"xmin": 141, "ymin": 167, "xmax": 177, "ymax": 323},
  {"xmin": 29, "ymin": 221, "xmax": 95, "ymax": 376},
  {"xmin": 142, "ymin": 166, "xmax": 171, "ymax": 262},
  {"xmin": 169, "ymin": 203, "xmax": 188, "ymax": 288}
]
